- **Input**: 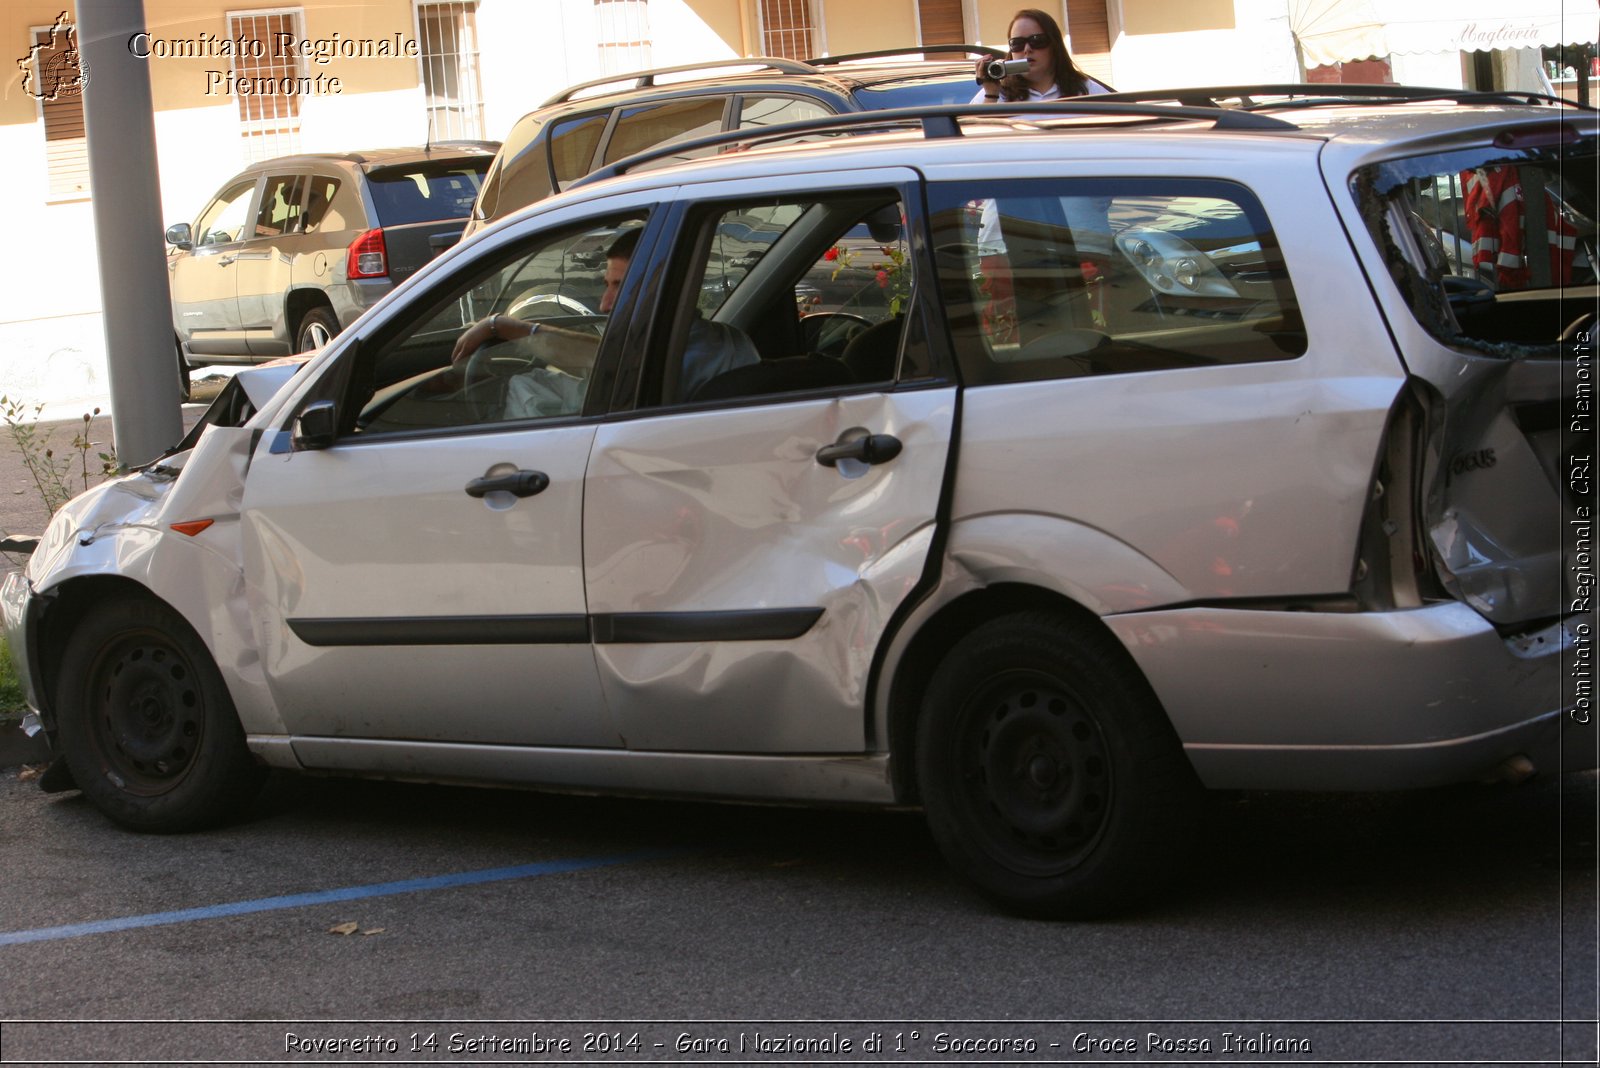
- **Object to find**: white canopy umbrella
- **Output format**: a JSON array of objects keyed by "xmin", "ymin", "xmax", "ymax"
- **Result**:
[{"xmin": 1289, "ymin": 0, "xmax": 1597, "ymax": 68}]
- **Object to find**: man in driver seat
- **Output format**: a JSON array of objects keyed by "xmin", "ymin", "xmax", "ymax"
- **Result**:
[{"xmin": 451, "ymin": 226, "xmax": 758, "ymax": 415}]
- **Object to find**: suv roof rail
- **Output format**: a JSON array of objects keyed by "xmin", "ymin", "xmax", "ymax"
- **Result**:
[
  {"xmin": 803, "ymin": 43, "xmax": 1002, "ymax": 66},
  {"xmin": 1096, "ymin": 83, "xmax": 1595, "ymax": 112},
  {"xmin": 541, "ymin": 56, "xmax": 821, "ymax": 107},
  {"xmin": 575, "ymin": 100, "xmax": 1300, "ymax": 188}
]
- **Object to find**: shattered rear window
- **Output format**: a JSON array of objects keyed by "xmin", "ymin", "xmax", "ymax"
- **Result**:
[{"xmin": 1354, "ymin": 135, "xmax": 1597, "ymax": 357}]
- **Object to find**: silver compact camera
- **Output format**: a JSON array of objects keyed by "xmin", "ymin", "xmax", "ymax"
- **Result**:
[{"xmin": 981, "ymin": 58, "xmax": 1030, "ymax": 81}]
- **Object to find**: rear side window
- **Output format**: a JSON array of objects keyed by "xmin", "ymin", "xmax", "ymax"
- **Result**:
[
  {"xmin": 1354, "ymin": 139, "xmax": 1597, "ymax": 354},
  {"xmin": 601, "ymin": 97, "xmax": 727, "ymax": 167},
  {"xmin": 929, "ymin": 178, "xmax": 1306, "ymax": 384},
  {"xmin": 301, "ymin": 177, "xmax": 341, "ymax": 233},
  {"xmin": 550, "ymin": 111, "xmax": 609, "ymax": 189},
  {"xmin": 475, "ymin": 114, "xmax": 549, "ymax": 221},
  {"xmin": 365, "ymin": 163, "xmax": 487, "ymax": 225}
]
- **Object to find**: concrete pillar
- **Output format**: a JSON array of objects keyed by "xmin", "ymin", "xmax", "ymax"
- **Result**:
[{"xmin": 76, "ymin": 0, "xmax": 182, "ymax": 468}]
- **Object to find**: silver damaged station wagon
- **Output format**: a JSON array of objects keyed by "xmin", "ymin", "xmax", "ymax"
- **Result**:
[{"xmin": 5, "ymin": 86, "xmax": 1596, "ymax": 916}]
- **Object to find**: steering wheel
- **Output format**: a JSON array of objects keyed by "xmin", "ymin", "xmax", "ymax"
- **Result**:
[
  {"xmin": 801, "ymin": 311, "xmax": 873, "ymax": 358},
  {"xmin": 462, "ymin": 339, "xmax": 544, "ymax": 422},
  {"xmin": 1561, "ymin": 310, "xmax": 1595, "ymax": 347}
]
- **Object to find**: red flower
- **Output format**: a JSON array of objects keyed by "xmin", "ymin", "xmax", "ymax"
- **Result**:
[
  {"xmin": 823, "ymin": 247, "xmax": 839, "ymax": 261},
  {"xmin": 876, "ymin": 269, "xmax": 889, "ymax": 287}
]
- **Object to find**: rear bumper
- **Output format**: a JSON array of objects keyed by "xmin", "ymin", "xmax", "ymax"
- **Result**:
[{"xmin": 1109, "ymin": 603, "xmax": 1593, "ymax": 790}]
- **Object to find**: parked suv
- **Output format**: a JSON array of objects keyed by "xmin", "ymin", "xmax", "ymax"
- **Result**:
[
  {"xmin": 7, "ymin": 89, "xmax": 1594, "ymax": 917},
  {"xmin": 466, "ymin": 47, "xmax": 1110, "ymax": 235},
  {"xmin": 165, "ymin": 143, "xmax": 497, "ymax": 375}
]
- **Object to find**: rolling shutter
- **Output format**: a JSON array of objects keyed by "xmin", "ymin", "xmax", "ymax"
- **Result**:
[
  {"xmin": 33, "ymin": 24, "xmax": 89, "ymax": 199},
  {"xmin": 1066, "ymin": 0, "xmax": 1114, "ymax": 86}
]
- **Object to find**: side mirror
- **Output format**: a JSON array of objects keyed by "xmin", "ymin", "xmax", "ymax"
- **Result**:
[
  {"xmin": 292, "ymin": 400, "xmax": 337, "ymax": 451},
  {"xmin": 165, "ymin": 222, "xmax": 193, "ymax": 250}
]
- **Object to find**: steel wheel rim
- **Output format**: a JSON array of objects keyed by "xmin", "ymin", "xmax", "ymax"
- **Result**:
[
  {"xmin": 86, "ymin": 629, "xmax": 204, "ymax": 795},
  {"xmin": 954, "ymin": 668, "xmax": 1112, "ymax": 876}
]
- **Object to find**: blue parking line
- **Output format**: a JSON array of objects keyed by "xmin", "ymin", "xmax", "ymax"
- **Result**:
[{"xmin": 0, "ymin": 850, "xmax": 674, "ymax": 947}]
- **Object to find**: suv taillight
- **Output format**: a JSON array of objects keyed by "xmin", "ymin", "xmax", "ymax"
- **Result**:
[{"xmin": 347, "ymin": 228, "xmax": 388, "ymax": 279}]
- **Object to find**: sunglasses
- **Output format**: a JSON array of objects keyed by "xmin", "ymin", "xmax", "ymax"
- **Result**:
[{"xmin": 1009, "ymin": 33, "xmax": 1049, "ymax": 52}]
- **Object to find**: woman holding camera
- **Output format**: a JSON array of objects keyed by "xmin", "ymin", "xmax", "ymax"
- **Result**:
[{"xmin": 972, "ymin": 8, "xmax": 1106, "ymax": 102}]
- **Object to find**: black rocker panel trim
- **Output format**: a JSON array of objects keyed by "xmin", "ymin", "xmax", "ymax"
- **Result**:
[
  {"xmin": 591, "ymin": 607, "xmax": 823, "ymax": 643},
  {"xmin": 286, "ymin": 608, "xmax": 823, "ymax": 647},
  {"xmin": 287, "ymin": 615, "xmax": 590, "ymax": 647}
]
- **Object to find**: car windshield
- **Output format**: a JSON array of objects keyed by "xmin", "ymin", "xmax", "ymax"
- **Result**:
[{"xmin": 367, "ymin": 161, "xmax": 489, "ymax": 225}]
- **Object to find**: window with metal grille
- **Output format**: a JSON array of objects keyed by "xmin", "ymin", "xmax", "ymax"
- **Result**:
[
  {"xmin": 417, "ymin": 1, "xmax": 485, "ymax": 140},
  {"xmin": 595, "ymin": 0, "xmax": 652, "ymax": 75},
  {"xmin": 30, "ymin": 21, "xmax": 89, "ymax": 199},
  {"xmin": 229, "ymin": 10, "xmax": 304, "ymax": 161},
  {"xmin": 760, "ymin": 0, "xmax": 817, "ymax": 60}
]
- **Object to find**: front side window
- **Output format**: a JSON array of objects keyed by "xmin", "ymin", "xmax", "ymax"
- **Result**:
[
  {"xmin": 644, "ymin": 191, "xmax": 912, "ymax": 406},
  {"xmin": 195, "ymin": 180, "xmax": 258, "ymax": 246},
  {"xmin": 343, "ymin": 212, "xmax": 647, "ymax": 437},
  {"xmin": 1355, "ymin": 139, "xmax": 1598, "ymax": 353},
  {"xmin": 929, "ymin": 179, "xmax": 1306, "ymax": 384}
]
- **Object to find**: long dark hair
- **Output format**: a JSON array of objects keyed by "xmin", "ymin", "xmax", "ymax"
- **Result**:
[{"xmin": 1002, "ymin": 8, "xmax": 1089, "ymax": 98}]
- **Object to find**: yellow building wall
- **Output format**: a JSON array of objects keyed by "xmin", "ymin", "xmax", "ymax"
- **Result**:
[{"xmin": 817, "ymin": 0, "xmax": 918, "ymax": 56}]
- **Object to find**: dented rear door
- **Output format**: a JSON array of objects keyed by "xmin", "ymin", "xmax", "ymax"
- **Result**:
[{"xmin": 1337, "ymin": 123, "xmax": 1598, "ymax": 628}]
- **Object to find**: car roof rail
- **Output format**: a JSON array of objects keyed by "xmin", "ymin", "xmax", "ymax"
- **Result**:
[
  {"xmin": 803, "ymin": 43, "xmax": 1002, "ymax": 66},
  {"xmin": 1095, "ymin": 83, "xmax": 1595, "ymax": 112},
  {"xmin": 574, "ymin": 100, "xmax": 1300, "ymax": 188},
  {"xmin": 541, "ymin": 56, "xmax": 822, "ymax": 107}
]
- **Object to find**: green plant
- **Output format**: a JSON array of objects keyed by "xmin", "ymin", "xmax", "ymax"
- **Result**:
[
  {"xmin": 1, "ymin": 396, "xmax": 118, "ymax": 517},
  {"xmin": 0, "ymin": 633, "xmax": 26, "ymax": 716},
  {"xmin": 825, "ymin": 242, "xmax": 912, "ymax": 317}
]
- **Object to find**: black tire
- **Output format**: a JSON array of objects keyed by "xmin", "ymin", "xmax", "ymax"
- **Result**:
[
  {"xmin": 55, "ymin": 595, "xmax": 265, "ymax": 832},
  {"xmin": 294, "ymin": 306, "xmax": 339, "ymax": 352},
  {"xmin": 916, "ymin": 611, "xmax": 1198, "ymax": 918},
  {"xmin": 175, "ymin": 339, "xmax": 193, "ymax": 402}
]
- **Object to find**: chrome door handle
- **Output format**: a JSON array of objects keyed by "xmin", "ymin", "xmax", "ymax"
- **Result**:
[
  {"xmin": 216, "ymin": 255, "xmax": 236, "ymax": 266},
  {"xmin": 816, "ymin": 427, "xmax": 902, "ymax": 468},
  {"xmin": 465, "ymin": 469, "xmax": 549, "ymax": 498}
]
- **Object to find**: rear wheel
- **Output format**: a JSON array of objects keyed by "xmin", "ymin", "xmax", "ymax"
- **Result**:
[
  {"xmin": 55, "ymin": 595, "xmax": 264, "ymax": 832},
  {"xmin": 916, "ymin": 611, "xmax": 1197, "ymax": 917},
  {"xmin": 295, "ymin": 306, "xmax": 339, "ymax": 352}
]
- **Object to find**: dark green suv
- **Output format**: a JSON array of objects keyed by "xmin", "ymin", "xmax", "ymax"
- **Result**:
[{"xmin": 467, "ymin": 48, "xmax": 1065, "ymax": 236}]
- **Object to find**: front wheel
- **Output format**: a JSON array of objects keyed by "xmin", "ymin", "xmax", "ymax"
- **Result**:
[
  {"xmin": 916, "ymin": 612, "xmax": 1197, "ymax": 917},
  {"xmin": 55, "ymin": 595, "xmax": 265, "ymax": 832}
]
